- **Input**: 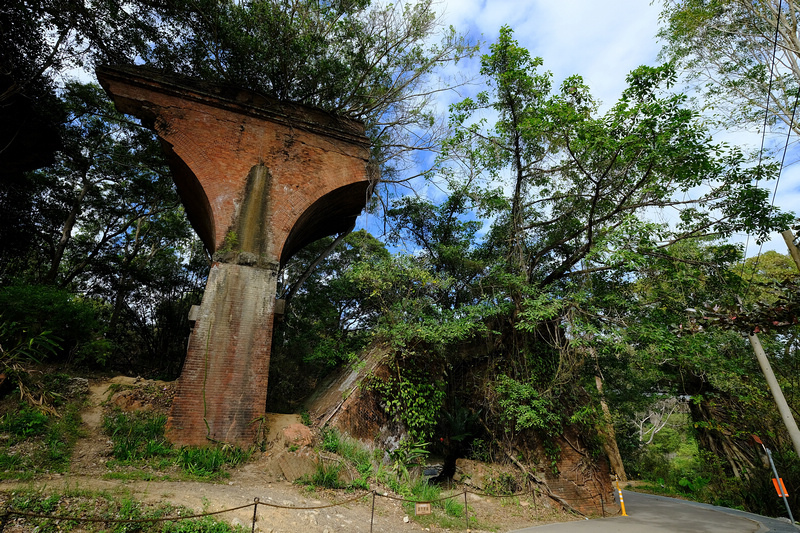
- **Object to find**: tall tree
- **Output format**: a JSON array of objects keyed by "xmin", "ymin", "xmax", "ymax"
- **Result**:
[
  {"xmin": 447, "ymin": 26, "xmax": 792, "ymax": 294},
  {"xmin": 3, "ymin": 83, "xmax": 180, "ymax": 287},
  {"xmin": 267, "ymin": 230, "xmax": 389, "ymax": 411},
  {"xmin": 659, "ymin": 0, "xmax": 800, "ymax": 133},
  {"xmin": 134, "ymin": 0, "xmax": 475, "ymax": 185},
  {"xmin": 376, "ymin": 25, "xmax": 795, "ymax": 479},
  {"xmin": 0, "ymin": 82, "xmax": 207, "ymax": 374},
  {"xmin": 0, "ymin": 0, "xmax": 167, "ymax": 176}
]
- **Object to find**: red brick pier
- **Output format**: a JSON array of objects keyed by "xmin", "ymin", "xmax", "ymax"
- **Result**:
[{"xmin": 98, "ymin": 65, "xmax": 374, "ymax": 446}]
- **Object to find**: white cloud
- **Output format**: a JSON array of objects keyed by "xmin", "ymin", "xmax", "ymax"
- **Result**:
[{"xmin": 365, "ymin": 0, "xmax": 800, "ymax": 255}]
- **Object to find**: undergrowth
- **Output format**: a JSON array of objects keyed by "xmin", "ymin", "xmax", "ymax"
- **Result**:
[
  {"xmin": 102, "ymin": 409, "xmax": 252, "ymax": 480},
  {"xmin": 0, "ymin": 398, "xmax": 84, "ymax": 479},
  {"xmin": 7, "ymin": 488, "xmax": 248, "ymax": 533},
  {"xmin": 301, "ymin": 428, "xmax": 475, "ymax": 530}
]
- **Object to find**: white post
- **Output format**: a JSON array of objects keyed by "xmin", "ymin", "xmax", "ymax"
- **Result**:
[
  {"xmin": 781, "ymin": 230, "xmax": 800, "ymax": 272},
  {"xmin": 748, "ymin": 332, "xmax": 800, "ymax": 459}
]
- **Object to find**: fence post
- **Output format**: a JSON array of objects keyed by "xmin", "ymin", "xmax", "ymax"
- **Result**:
[
  {"xmin": 464, "ymin": 490, "xmax": 469, "ymax": 531},
  {"xmin": 370, "ymin": 491, "xmax": 376, "ymax": 533},
  {"xmin": 251, "ymin": 497, "xmax": 259, "ymax": 533}
]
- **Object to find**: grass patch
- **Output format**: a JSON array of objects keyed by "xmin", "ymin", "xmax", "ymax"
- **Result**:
[
  {"xmin": 400, "ymin": 478, "xmax": 471, "ymax": 530},
  {"xmin": 0, "ymin": 398, "xmax": 84, "ymax": 478},
  {"xmin": 102, "ymin": 410, "xmax": 253, "ymax": 480},
  {"xmin": 1, "ymin": 406, "xmax": 49, "ymax": 438},
  {"xmin": 103, "ymin": 410, "xmax": 172, "ymax": 462},
  {"xmin": 298, "ymin": 428, "xmax": 479, "ymax": 529},
  {"xmin": 309, "ymin": 460, "xmax": 344, "ymax": 489},
  {"xmin": 301, "ymin": 429, "xmax": 374, "ymax": 491},
  {"xmin": 177, "ymin": 445, "xmax": 252, "ymax": 479},
  {"xmin": 6, "ymin": 488, "xmax": 249, "ymax": 532}
]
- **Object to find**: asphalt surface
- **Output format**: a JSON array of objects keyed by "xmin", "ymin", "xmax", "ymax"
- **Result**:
[{"xmin": 509, "ymin": 491, "xmax": 799, "ymax": 532}]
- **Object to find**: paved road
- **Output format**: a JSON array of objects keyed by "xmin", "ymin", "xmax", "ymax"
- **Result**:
[{"xmin": 510, "ymin": 491, "xmax": 799, "ymax": 532}]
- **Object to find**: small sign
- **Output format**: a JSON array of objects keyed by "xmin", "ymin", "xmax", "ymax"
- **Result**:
[
  {"xmin": 773, "ymin": 478, "xmax": 789, "ymax": 497},
  {"xmin": 414, "ymin": 502, "xmax": 432, "ymax": 516}
]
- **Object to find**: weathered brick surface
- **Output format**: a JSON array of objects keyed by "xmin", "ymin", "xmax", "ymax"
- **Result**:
[
  {"xmin": 542, "ymin": 428, "xmax": 619, "ymax": 516},
  {"xmin": 166, "ymin": 262, "xmax": 276, "ymax": 445},
  {"xmin": 96, "ymin": 65, "xmax": 372, "ymax": 263},
  {"xmin": 306, "ymin": 348, "xmax": 618, "ymax": 516},
  {"xmin": 97, "ymin": 65, "xmax": 373, "ymax": 446}
]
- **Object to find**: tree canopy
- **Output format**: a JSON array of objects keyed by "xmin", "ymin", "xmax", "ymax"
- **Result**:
[{"xmin": 659, "ymin": 0, "xmax": 800, "ymax": 133}]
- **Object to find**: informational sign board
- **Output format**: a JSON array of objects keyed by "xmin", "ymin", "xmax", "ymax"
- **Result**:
[{"xmin": 415, "ymin": 503, "xmax": 432, "ymax": 516}]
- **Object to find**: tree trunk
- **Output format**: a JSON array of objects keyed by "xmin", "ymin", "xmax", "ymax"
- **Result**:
[
  {"xmin": 46, "ymin": 177, "xmax": 90, "ymax": 283},
  {"xmin": 688, "ymin": 395, "xmax": 759, "ymax": 481},
  {"xmin": 594, "ymin": 374, "xmax": 627, "ymax": 481}
]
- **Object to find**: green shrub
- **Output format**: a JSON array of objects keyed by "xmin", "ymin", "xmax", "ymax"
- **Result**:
[
  {"xmin": 103, "ymin": 411, "xmax": 171, "ymax": 461},
  {"xmin": 2, "ymin": 406, "xmax": 50, "ymax": 438},
  {"xmin": 324, "ymin": 429, "xmax": 374, "ymax": 479},
  {"xmin": 485, "ymin": 473, "xmax": 517, "ymax": 496},
  {"xmin": 162, "ymin": 515, "xmax": 248, "ymax": 532},
  {"xmin": 403, "ymin": 479, "xmax": 464, "ymax": 519},
  {"xmin": 0, "ymin": 399, "xmax": 83, "ymax": 477},
  {"xmin": 309, "ymin": 461, "xmax": 343, "ymax": 489},
  {"xmin": 409, "ymin": 477, "xmax": 440, "ymax": 502},
  {"xmin": 177, "ymin": 445, "xmax": 251, "ymax": 478},
  {"xmin": 178, "ymin": 447, "xmax": 224, "ymax": 476},
  {"xmin": 0, "ymin": 284, "xmax": 107, "ymax": 364},
  {"xmin": 442, "ymin": 495, "xmax": 465, "ymax": 517},
  {"xmin": 321, "ymin": 428, "xmax": 340, "ymax": 453}
]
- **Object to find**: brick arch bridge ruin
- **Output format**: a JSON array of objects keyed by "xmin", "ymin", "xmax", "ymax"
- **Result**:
[{"xmin": 97, "ymin": 65, "xmax": 375, "ymax": 446}]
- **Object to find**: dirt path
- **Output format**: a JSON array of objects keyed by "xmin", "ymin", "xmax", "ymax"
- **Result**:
[
  {"xmin": 68, "ymin": 379, "xmax": 115, "ymax": 476},
  {"xmin": 0, "ymin": 377, "xmax": 572, "ymax": 533}
]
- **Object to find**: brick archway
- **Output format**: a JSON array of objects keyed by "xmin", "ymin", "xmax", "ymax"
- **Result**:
[{"xmin": 98, "ymin": 65, "xmax": 375, "ymax": 445}]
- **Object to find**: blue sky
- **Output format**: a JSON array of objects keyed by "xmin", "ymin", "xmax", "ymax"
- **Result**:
[
  {"xmin": 358, "ymin": 0, "xmax": 800, "ymax": 260},
  {"xmin": 437, "ymin": 0, "xmax": 663, "ymax": 108}
]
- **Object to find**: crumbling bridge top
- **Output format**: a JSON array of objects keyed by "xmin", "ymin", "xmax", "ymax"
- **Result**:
[{"xmin": 97, "ymin": 64, "xmax": 375, "ymax": 267}]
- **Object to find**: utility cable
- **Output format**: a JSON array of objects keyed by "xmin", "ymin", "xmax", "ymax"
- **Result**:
[
  {"xmin": 740, "ymin": 0, "xmax": 784, "ymax": 281},
  {"xmin": 742, "ymin": 80, "xmax": 800, "ymax": 302}
]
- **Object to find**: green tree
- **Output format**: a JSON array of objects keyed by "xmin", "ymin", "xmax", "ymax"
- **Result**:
[
  {"xmin": 437, "ymin": 27, "xmax": 792, "ymax": 418},
  {"xmin": 136, "ymin": 0, "xmax": 475, "ymax": 184},
  {"xmin": 368, "ymin": 26, "xmax": 794, "ymax": 482},
  {"xmin": 386, "ymin": 187, "xmax": 485, "ymax": 309},
  {"xmin": 267, "ymin": 230, "xmax": 389, "ymax": 411},
  {"xmin": 0, "ymin": 83, "xmax": 208, "ymax": 373},
  {"xmin": 0, "ymin": 0, "xmax": 169, "ymax": 176},
  {"xmin": 658, "ymin": 0, "xmax": 800, "ymax": 133},
  {"xmin": 447, "ymin": 26, "xmax": 792, "ymax": 292}
]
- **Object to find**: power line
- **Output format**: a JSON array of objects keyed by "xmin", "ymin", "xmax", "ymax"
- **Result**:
[
  {"xmin": 743, "ymin": 84, "xmax": 800, "ymax": 302},
  {"xmin": 740, "ymin": 0, "xmax": 784, "ymax": 297}
]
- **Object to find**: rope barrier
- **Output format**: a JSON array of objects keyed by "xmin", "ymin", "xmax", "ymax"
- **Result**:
[
  {"xmin": 253, "ymin": 491, "xmax": 368, "ymax": 510},
  {"xmin": 251, "ymin": 498, "xmax": 259, "ymax": 533},
  {"xmin": 377, "ymin": 490, "xmax": 464, "ymax": 504},
  {"xmin": 0, "ymin": 484, "xmax": 617, "ymax": 533},
  {"xmin": 370, "ymin": 491, "xmax": 376, "ymax": 533},
  {"xmin": 2, "ymin": 502, "xmax": 257, "ymax": 524}
]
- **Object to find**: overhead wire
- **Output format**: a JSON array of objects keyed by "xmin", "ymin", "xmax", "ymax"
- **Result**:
[
  {"xmin": 744, "ymin": 83, "xmax": 799, "ymax": 301},
  {"xmin": 739, "ymin": 0, "xmax": 791, "ymax": 303}
]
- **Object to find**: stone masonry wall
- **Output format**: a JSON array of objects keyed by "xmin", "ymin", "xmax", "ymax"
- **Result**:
[
  {"xmin": 543, "ymin": 429, "xmax": 620, "ymax": 516},
  {"xmin": 306, "ymin": 346, "xmax": 619, "ymax": 516}
]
